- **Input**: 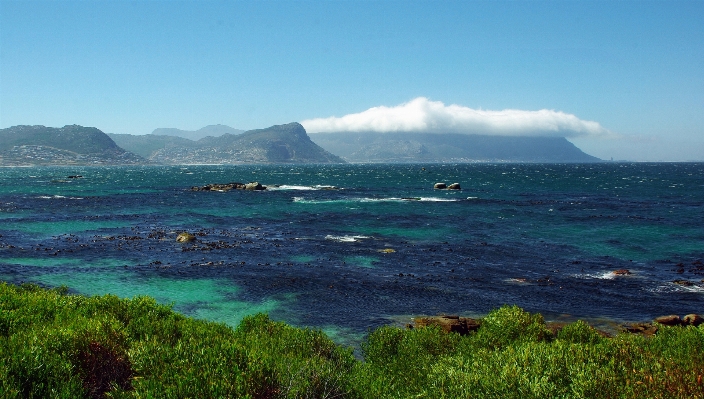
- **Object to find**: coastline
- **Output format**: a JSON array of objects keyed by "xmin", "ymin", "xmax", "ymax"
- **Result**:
[{"xmin": 3, "ymin": 281, "xmax": 703, "ymax": 398}]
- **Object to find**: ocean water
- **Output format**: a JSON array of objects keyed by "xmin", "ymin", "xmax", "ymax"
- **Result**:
[{"xmin": 1, "ymin": 163, "xmax": 703, "ymax": 342}]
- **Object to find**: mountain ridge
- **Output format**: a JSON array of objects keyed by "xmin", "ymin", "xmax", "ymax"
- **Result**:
[
  {"xmin": 0, "ymin": 125, "xmax": 147, "ymax": 165},
  {"xmin": 113, "ymin": 122, "xmax": 345, "ymax": 164},
  {"xmin": 151, "ymin": 124, "xmax": 244, "ymax": 141},
  {"xmin": 309, "ymin": 131, "xmax": 600, "ymax": 163}
]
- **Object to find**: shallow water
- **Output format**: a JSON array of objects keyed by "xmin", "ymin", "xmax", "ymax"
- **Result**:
[{"xmin": 1, "ymin": 163, "xmax": 703, "ymax": 341}]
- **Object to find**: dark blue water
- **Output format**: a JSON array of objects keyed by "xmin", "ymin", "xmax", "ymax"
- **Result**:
[{"xmin": 1, "ymin": 163, "xmax": 703, "ymax": 341}]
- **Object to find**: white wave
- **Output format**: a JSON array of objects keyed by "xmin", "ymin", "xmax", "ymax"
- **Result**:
[
  {"xmin": 325, "ymin": 235, "xmax": 370, "ymax": 242},
  {"xmin": 37, "ymin": 195, "xmax": 84, "ymax": 200},
  {"xmin": 270, "ymin": 185, "xmax": 339, "ymax": 191},
  {"xmin": 360, "ymin": 197, "xmax": 460, "ymax": 203},
  {"xmin": 647, "ymin": 283, "xmax": 704, "ymax": 294},
  {"xmin": 293, "ymin": 196, "xmax": 460, "ymax": 204},
  {"xmin": 570, "ymin": 271, "xmax": 630, "ymax": 280},
  {"xmin": 505, "ymin": 278, "xmax": 532, "ymax": 284},
  {"xmin": 271, "ymin": 185, "xmax": 318, "ymax": 191}
]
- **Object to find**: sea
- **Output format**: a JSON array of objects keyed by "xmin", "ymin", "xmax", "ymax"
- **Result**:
[{"xmin": 1, "ymin": 163, "xmax": 703, "ymax": 344}]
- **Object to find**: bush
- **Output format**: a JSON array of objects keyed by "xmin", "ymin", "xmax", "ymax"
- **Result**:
[
  {"xmin": 471, "ymin": 305, "xmax": 552, "ymax": 349},
  {"xmin": 3, "ymin": 282, "xmax": 704, "ymax": 398},
  {"xmin": 557, "ymin": 320, "xmax": 604, "ymax": 345}
]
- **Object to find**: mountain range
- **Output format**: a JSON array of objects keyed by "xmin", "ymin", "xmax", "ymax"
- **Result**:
[
  {"xmin": 110, "ymin": 123, "xmax": 343, "ymax": 164},
  {"xmin": 0, "ymin": 125, "xmax": 145, "ymax": 166},
  {"xmin": 310, "ymin": 132, "xmax": 599, "ymax": 163},
  {"xmin": 0, "ymin": 122, "xmax": 601, "ymax": 166},
  {"xmin": 150, "ymin": 124, "xmax": 244, "ymax": 141}
]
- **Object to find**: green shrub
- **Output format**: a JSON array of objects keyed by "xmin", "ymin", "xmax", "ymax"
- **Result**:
[
  {"xmin": 3, "ymin": 282, "xmax": 704, "ymax": 398},
  {"xmin": 471, "ymin": 305, "xmax": 552, "ymax": 349},
  {"xmin": 557, "ymin": 320, "xmax": 604, "ymax": 345}
]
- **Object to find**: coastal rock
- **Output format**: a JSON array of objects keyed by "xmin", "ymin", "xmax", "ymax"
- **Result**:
[
  {"xmin": 176, "ymin": 232, "xmax": 196, "ymax": 243},
  {"xmin": 612, "ymin": 269, "xmax": 631, "ymax": 276},
  {"xmin": 654, "ymin": 315, "xmax": 681, "ymax": 326},
  {"xmin": 673, "ymin": 279, "xmax": 695, "ymax": 286},
  {"xmin": 447, "ymin": 183, "xmax": 461, "ymax": 190},
  {"xmin": 245, "ymin": 182, "xmax": 265, "ymax": 191},
  {"xmin": 191, "ymin": 183, "xmax": 244, "ymax": 192},
  {"xmin": 621, "ymin": 322, "xmax": 658, "ymax": 336},
  {"xmin": 683, "ymin": 314, "xmax": 704, "ymax": 327},
  {"xmin": 434, "ymin": 182, "xmax": 447, "ymax": 189},
  {"xmin": 413, "ymin": 315, "xmax": 480, "ymax": 335}
]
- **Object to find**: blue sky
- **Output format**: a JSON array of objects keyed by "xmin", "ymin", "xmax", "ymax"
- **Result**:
[{"xmin": 1, "ymin": 0, "xmax": 702, "ymax": 161}]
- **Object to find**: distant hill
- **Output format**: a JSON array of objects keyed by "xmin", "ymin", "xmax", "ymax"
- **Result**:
[
  {"xmin": 108, "ymin": 133, "xmax": 196, "ymax": 159},
  {"xmin": 151, "ymin": 124, "xmax": 244, "ymax": 141},
  {"xmin": 113, "ymin": 123, "xmax": 344, "ymax": 164},
  {"xmin": 0, "ymin": 125, "xmax": 147, "ymax": 166},
  {"xmin": 309, "ymin": 132, "xmax": 600, "ymax": 163}
]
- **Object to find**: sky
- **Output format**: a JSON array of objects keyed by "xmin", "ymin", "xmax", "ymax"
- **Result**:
[{"xmin": 1, "ymin": 1, "xmax": 702, "ymax": 161}]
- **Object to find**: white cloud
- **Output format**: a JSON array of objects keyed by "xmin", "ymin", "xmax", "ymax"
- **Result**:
[{"xmin": 301, "ymin": 97, "xmax": 613, "ymax": 138}]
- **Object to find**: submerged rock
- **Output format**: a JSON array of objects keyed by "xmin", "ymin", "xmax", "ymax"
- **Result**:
[
  {"xmin": 613, "ymin": 269, "xmax": 631, "ymax": 276},
  {"xmin": 621, "ymin": 322, "xmax": 659, "ymax": 336},
  {"xmin": 413, "ymin": 315, "xmax": 480, "ymax": 335},
  {"xmin": 176, "ymin": 232, "xmax": 196, "ymax": 243}
]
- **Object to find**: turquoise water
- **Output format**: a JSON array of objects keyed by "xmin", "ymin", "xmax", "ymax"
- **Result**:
[{"xmin": 1, "ymin": 163, "xmax": 703, "ymax": 340}]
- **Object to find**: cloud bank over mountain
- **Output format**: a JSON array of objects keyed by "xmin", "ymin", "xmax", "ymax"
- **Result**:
[{"xmin": 302, "ymin": 97, "xmax": 612, "ymax": 138}]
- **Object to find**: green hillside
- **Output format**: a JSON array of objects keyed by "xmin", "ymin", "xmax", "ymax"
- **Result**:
[{"xmin": 0, "ymin": 125, "xmax": 146, "ymax": 165}]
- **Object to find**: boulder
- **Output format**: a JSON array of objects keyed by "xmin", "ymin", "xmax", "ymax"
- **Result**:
[
  {"xmin": 191, "ymin": 183, "xmax": 245, "ymax": 192},
  {"xmin": 413, "ymin": 315, "xmax": 480, "ymax": 335},
  {"xmin": 176, "ymin": 232, "xmax": 196, "ymax": 243},
  {"xmin": 434, "ymin": 182, "xmax": 447, "ymax": 189},
  {"xmin": 621, "ymin": 322, "xmax": 659, "ymax": 336},
  {"xmin": 245, "ymin": 182, "xmax": 265, "ymax": 191},
  {"xmin": 654, "ymin": 315, "xmax": 682, "ymax": 326},
  {"xmin": 447, "ymin": 183, "xmax": 461, "ymax": 190},
  {"xmin": 683, "ymin": 314, "xmax": 704, "ymax": 327}
]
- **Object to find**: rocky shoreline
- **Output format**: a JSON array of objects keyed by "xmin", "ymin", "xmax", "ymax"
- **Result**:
[{"xmin": 410, "ymin": 312, "xmax": 704, "ymax": 338}]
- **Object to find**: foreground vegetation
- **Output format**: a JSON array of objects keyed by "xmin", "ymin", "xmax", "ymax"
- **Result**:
[{"xmin": 1, "ymin": 282, "xmax": 703, "ymax": 398}]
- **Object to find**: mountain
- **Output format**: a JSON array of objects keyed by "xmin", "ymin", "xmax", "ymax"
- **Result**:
[
  {"xmin": 0, "ymin": 125, "xmax": 147, "ymax": 165},
  {"xmin": 150, "ymin": 124, "xmax": 244, "ymax": 141},
  {"xmin": 114, "ymin": 123, "xmax": 344, "ymax": 164},
  {"xmin": 107, "ymin": 133, "xmax": 196, "ymax": 159},
  {"xmin": 309, "ymin": 132, "xmax": 600, "ymax": 163}
]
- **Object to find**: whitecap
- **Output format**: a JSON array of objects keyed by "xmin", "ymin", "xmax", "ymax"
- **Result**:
[
  {"xmin": 570, "ymin": 271, "xmax": 627, "ymax": 280},
  {"xmin": 325, "ymin": 235, "xmax": 370, "ymax": 242},
  {"xmin": 647, "ymin": 283, "xmax": 704, "ymax": 294},
  {"xmin": 271, "ymin": 185, "xmax": 318, "ymax": 191}
]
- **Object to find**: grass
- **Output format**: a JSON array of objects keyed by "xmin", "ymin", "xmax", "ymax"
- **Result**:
[{"xmin": 1, "ymin": 283, "xmax": 703, "ymax": 398}]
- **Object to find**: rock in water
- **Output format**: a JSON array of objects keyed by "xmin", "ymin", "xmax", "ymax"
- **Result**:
[
  {"xmin": 245, "ymin": 182, "xmax": 265, "ymax": 191},
  {"xmin": 448, "ymin": 183, "xmax": 461, "ymax": 190},
  {"xmin": 413, "ymin": 315, "xmax": 480, "ymax": 335},
  {"xmin": 176, "ymin": 232, "xmax": 196, "ymax": 243},
  {"xmin": 434, "ymin": 182, "xmax": 446, "ymax": 189}
]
